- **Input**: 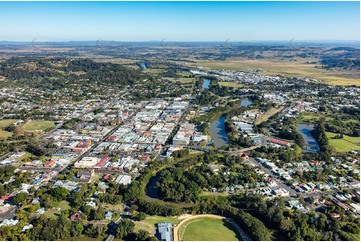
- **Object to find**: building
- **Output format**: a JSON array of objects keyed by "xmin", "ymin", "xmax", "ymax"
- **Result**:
[
  {"xmin": 77, "ymin": 170, "xmax": 95, "ymax": 183},
  {"xmin": 36, "ymin": 208, "xmax": 45, "ymax": 214},
  {"xmin": 349, "ymin": 203, "xmax": 360, "ymax": 213},
  {"xmin": 69, "ymin": 212, "xmax": 81, "ymax": 222},
  {"xmin": 43, "ymin": 160, "xmax": 56, "ymax": 168},
  {"xmin": 157, "ymin": 222, "xmax": 172, "ymax": 241},
  {"xmin": 94, "ymin": 156, "xmax": 110, "ymax": 169},
  {"xmin": 272, "ymin": 188, "xmax": 289, "ymax": 197},
  {"xmin": 0, "ymin": 204, "xmax": 12, "ymax": 214},
  {"xmin": 114, "ymin": 174, "xmax": 132, "ymax": 185},
  {"xmin": 22, "ymin": 224, "xmax": 34, "ymax": 232},
  {"xmin": 0, "ymin": 219, "xmax": 19, "ymax": 227},
  {"xmin": 74, "ymin": 157, "xmax": 100, "ymax": 168},
  {"xmin": 269, "ymin": 138, "xmax": 291, "ymax": 148},
  {"xmin": 105, "ymin": 211, "xmax": 113, "ymax": 220}
]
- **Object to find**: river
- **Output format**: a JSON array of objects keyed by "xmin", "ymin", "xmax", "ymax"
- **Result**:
[
  {"xmin": 210, "ymin": 98, "xmax": 253, "ymax": 148},
  {"xmin": 140, "ymin": 63, "xmax": 147, "ymax": 69},
  {"xmin": 296, "ymin": 124, "xmax": 320, "ymax": 153},
  {"xmin": 210, "ymin": 115, "xmax": 229, "ymax": 148},
  {"xmin": 146, "ymin": 173, "xmax": 161, "ymax": 199},
  {"xmin": 239, "ymin": 98, "xmax": 252, "ymax": 107},
  {"xmin": 202, "ymin": 79, "xmax": 211, "ymax": 89}
]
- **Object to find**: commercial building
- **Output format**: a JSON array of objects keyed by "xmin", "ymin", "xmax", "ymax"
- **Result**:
[{"xmin": 157, "ymin": 222, "xmax": 172, "ymax": 241}]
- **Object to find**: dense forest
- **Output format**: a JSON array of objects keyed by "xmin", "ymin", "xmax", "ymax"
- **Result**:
[{"xmin": 0, "ymin": 57, "xmax": 145, "ymax": 89}]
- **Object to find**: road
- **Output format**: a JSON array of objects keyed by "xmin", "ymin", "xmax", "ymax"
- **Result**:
[
  {"xmin": 248, "ymin": 157, "xmax": 297, "ymax": 197},
  {"xmin": 0, "ymin": 206, "xmax": 16, "ymax": 222},
  {"xmin": 21, "ymin": 104, "xmax": 145, "ymax": 174},
  {"xmin": 184, "ymin": 145, "xmax": 261, "ymax": 155},
  {"xmin": 105, "ymin": 205, "xmax": 131, "ymax": 241}
]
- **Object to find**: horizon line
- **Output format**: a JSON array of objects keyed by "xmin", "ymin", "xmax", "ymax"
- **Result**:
[{"xmin": 1, "ymin": 39, "xmax": 360, "ymax": 43}]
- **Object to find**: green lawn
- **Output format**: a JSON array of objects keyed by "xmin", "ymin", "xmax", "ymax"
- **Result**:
[
  {"xmin": 57, "ymin": 200, "xmax": 71, "ymax": 210},
  {"xmin": 73, "ymin": 236, "xmax": 107, "ymax": 241},
  {"xmin": 326, "ymin": 132, "xmax": 360, "ymax": 153},
  {"xmin": 218, "ymin": 81, "xmax": 243, "ymax": 88},
  {"xmin": 168, "ymin": 77, "xmax": 195, "ymax": 83},
  {"xmin": 143, "ymin": 215, "xmax": 181, "ymax": 225},
  {"xmin": 179, "ymin": 218, "xmax": 239, "ymax": 241},
  {"xmin": 0, "ymin": 129, "xmax": 13, "ymax": 139},
  {"xmin": 300, "ymin": 112, "xmax": 333, "ymax": 122},
  {"xmin": 0, "ymin": 119, "xmax": 19, "ymax": 128},
  {"xmin": 134, "ymin": 221, "xmax": 156, "ymax": 235},
  {"xmin": 21, "ymin": 121, "xmax": 54, "ymax": 131},
  {"xmin": 42, "ymin": 201, "xmax": 71, "ymax": 219},
  {"xmin": 0, "ymin": 119, "xmax": 19, "ymax": 139}
]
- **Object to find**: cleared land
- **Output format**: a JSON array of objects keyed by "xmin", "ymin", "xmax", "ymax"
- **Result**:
[
  {"xmin": 187, "ymin": 58, "xmax": 359, "ymax": 86},
  {"xmin": 178, "ymin": 217, "xmax": 239, "ymax": 241},
  {"xmin": 0, "ymin": 119, "xmax": 19, "ymax": 128},
  {"xmin": 21, "ymin": 121, "xmax": 54, "ymax": 131},
  {"xmin": 325, "ymin": 132, "xmax": 360, "ymax": 153},
  {"xmin": 0, "ymin": 130, "xmax": 13, "ymax": 139},
  {"xmin": 254, "ymin": 106, "xmax": 285, "ymax": 125},
  {"xmin": 218, "ymin": 81, "xmax": 243, "ymax": 88},
  {"xmin": 134, "ymin": 221, "xmax": 156, "ymax": 235}
]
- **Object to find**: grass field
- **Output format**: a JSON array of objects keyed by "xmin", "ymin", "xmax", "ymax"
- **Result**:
[
  {"xmin": 73, "ymin": 236, "xmax": 107, "ymax": 241},
  {"xmin": 0, "ymin": 130, "xmax": 13, "ymax": 139},
  {"xmin": 0, "ymin": 119, "xmax": 19, "ymax": 128},
  {"xmin": 179, "ymin": 218, "xmax": 239, "ymax": 241},
  {"xmin": 143, "ymin": 215, "xmax": 182, "ymax": 225},
  {"xmin": 134, "ymin": 221, "xmax": 156, "ymax": 235},
  {"xmin": 167, "ymin": 77, "xmax": 195, "ymax": 83},
  {"xmin": 42, "ymin": 200, "xmax": 70, "ymax": 219},
  {"xmin": 218, "ymin": 81, "xmax": 243, "ymax": 88},
  {"xmin": 300, "ymin": 113, "xmax": 359, "ymax": 125},
  {"xmin": 143, "ymin": 68, "xmax": 164, "ymax": 75},
  {"xmin": 187, "ymin": 58, "xmax": 359, "ymax": 86},
  {"xmin": 300, "ymin": 112, "xmax": 334, "ymax": 122},
  {"xmin": 21, "ymin": 121, "xmax": 54, "ymax": 131},
  {"xmin": 325, "ymin": 132, "xmax": 360, "ymax": 153}
]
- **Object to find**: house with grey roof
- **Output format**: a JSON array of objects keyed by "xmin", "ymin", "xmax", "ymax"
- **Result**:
[{"xmin": 157, "ymin": 222, "xmax": 172, "ymax": 241}]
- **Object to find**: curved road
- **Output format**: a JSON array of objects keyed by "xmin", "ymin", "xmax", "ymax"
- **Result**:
[{"xmin": 173, "ymin": 214, "xmax": 252, "ymax": 241}]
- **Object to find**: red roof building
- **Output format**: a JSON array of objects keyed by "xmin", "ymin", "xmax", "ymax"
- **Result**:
[
  {"xmin": 95, "ymin": 156, "xmax": 110, "ymax": 169},
  {"xmin": 44, "ymin": 160, "xmax": 56, "ymax": 168},
  {"xmin": 69, "ymin": 212, "xmax": 81, "ymax": 222},
  {"xmin": 269, "ymin": 138, "xmax": 290, "ymax": 147}
]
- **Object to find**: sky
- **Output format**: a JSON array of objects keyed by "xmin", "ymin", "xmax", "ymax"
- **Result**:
[{"xmin": 0, "ymin": 1, "xmax": 359, "ymax": 41}]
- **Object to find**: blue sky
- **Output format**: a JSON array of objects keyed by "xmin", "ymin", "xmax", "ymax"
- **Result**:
[{"xmin": 0, "ymin": 1, "xmax": 359, "ymax": 41}]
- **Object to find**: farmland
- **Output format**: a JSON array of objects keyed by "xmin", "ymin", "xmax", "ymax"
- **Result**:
[{"xmin": 188, "ymin": 58, "xmax": 359, "ymax": 86}]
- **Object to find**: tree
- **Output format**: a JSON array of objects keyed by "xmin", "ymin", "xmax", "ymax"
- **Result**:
[
  {"xmin": 13, "ymin": 192, "xmax": 28, "ymax": 204},
  {"xmin": 134, "ymin": 212, "xmax": 147, "ymax": 221},
  {"xmin": 316, "ymin": 213, "xmax": 328, "ymax": 231},
  {"xmin": 50, "ymin": 187, "xmax": 70, "ymax": 201},
  {"xmin": 136, "ymin": 230, "xmax": 151, "ymax": 240},
  {"xmin": 116, "ymin": 219, "xmax": 135, "ymax": 239},
  {"xmin": 94, "ymin": 206, "xmax": 105, "ymax": 220}
]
